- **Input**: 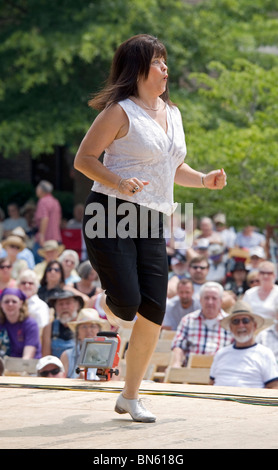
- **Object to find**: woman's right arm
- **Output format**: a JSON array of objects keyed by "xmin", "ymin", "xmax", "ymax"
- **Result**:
[
  {"xmin": 74, "ymin": 104, "xmax": 148, "ymax": 195},
  {"xmin": 74, "ymin": 104, "xmax": 127, "ymax": 189}
]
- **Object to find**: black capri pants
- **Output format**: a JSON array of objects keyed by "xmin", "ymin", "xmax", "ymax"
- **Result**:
[{"xmin": 83, "ymin": 191, "xmax": 168, "ymax": 325}]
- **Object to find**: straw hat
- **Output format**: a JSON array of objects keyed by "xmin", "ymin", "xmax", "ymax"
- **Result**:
[
  {"xmin": 2, "ymin": 235, "xmax": 26, "ymax": 252},
  {"xmin": 221, "ymin": 300, "xmax": 267, "ymax": 332},
  {"xmin": 68, "ymin": 308, "xmax": 106, "ymax": 332},
  {"xmin": 37, "ymin": 240, "xmax": 65, "ymax": 258}
]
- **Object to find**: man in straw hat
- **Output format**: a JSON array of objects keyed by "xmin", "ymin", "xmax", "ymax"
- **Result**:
[
  {"xmin": 60, "ymin": 308, "xmax": 109, "ymax": 379},
  {"xmin": 209, "ymin": 300, "xmax": 278, "ymax": 389}
]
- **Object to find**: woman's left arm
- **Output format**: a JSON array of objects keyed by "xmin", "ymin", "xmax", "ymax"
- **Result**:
[{"xmin": 175, "ymin": 163, "xmax": 227, "ymax": 190}]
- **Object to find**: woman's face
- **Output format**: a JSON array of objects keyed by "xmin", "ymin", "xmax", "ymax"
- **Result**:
[
  {"xmin": 46, "ymin": 263, "xmax": 62, "ymax": 284},
  {"xmin": 62, "ymin": 256, "xmax": 75, "ymax": 274},
  {"xmin": 18, "ymin": 278, "xmax": 37, "ymax": 298},
  {"xmin": 0, "ymin": 261, "xmax": 12, "ymax": 280},
  {"xmin": 1, "ymin": 294, "xmax": 22, "ymax": 323},
  {"xmin": 140, "ymin": 56, "xmax": 168, "ymax": 96},
  {"xmin": 77, "ymin": 323, "xmax": 100, "ymax": 341}
]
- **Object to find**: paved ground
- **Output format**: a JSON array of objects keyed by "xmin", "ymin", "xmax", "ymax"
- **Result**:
[{"xmin": 1, "ymin": 376, "xmax": 278, "ymax": 452}]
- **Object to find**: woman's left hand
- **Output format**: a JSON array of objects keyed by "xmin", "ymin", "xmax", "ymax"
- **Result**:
[{"xmin": 203, "ymin": 168, "xmax": 227, "ymax": 190}]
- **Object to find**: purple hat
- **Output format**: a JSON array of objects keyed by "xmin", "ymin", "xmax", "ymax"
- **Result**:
[{"xmin": 0, "ymin": 287, "xmax": 26, "ymax": 302}]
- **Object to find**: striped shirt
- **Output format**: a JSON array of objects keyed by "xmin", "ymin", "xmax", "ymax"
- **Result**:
[{"xmin": 172, "ymin": 309, "xmax": 233, "ymax": 364}]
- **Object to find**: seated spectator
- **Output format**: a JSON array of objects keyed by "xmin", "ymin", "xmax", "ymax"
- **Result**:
[
  {"xmin": 187, "ymin": 255, "xmax": 210, "ymax": 303},
  {"xmin": 61, "ymin": 308, "xmax": 107, "ymax": 379},
  {"xmin": 2, "ymin": 203, "xmax": 29, "ymax": 238},
  {"xmin": 245, "ymin": 246, "xmax": 266, "ymax": 272},
  {"xmin": 167, "ymin": 252, "xmax": 188, "ymax": 298},
  {"xmin": 17, "ymin": 269, "xmax": 50, "ymax": 330},
  {"xmin": 194, "ymin": 217, "xmax": 222, "ymax": 245},
  {"xmin": 224, "ymin": 261, "xmax": 249, "ymax": 298},
  {"xmin": 10, "ymin": 227, "xmax": 35, "ymax": 269},
  {"xmin": 163, "ymin": 279, "xmax": 199, "ymax": 330},
  {"xmin": 243, "ymin": 261, "xmax": 278, "ymax": 320},
  {"xmin": 171, "ymin": 282, "xmax": 233, "ymax": 367},
  {"xmin": 36, "ymin": 355, "xmax": 66, "ymax": 378},
  {"xmin": 234, "ymin": 225, "xmax": 266, "ymax": 250},
  {"xmin": 0, "ymin": 257, "xmax": 16, "ymax": 293},
  {"xmin": 20, "ymin": 202, "xmax": 36, "ymax": 239},
  {"xmin": 59, "ymin": 249, "xmax": 81, "ymax": 285},
  {"xmin": 206, "ymin": 243, "xmax": 226, "ymax": 284},
  {"xmin": 257, "ymin": 307, "xmax": 278, "ymax": 363},
  {"xmin": 209, "ymin": 301, "xmax": 278, "ymax": 388},
  {"xmin": 34, "ymin": 240, "xmax": 65, "ymax": 281},
  {"xmin": 37, "ymin": 260, "xmax": 65, "ymax": 303},
  {"xmin": 66, "ymin": 203, "xmax": 84, "ymax": 229},
  {"xmin": 73, "ymin": 260, "xmax": 102, "ymax": 299},
  {"xmin": 0, "ymin": 287, "xmax": 41, "ymax": 359},
  {"xmin": 213, "ymin": 213, "xmax": 236, "ymax": 251},
  {"xmin": 41, "ymin": 289, "xmax": 84, "ymax": 358},
  {"xmin": 0, "ymin": 227, "xmax": 35, "ymax": 270},
  {"xmin": 1, "ymin": 235, "xmax": 28, "ymax": 279},
  {"xmin": 192, "ymin": 237, "xmax": 210, "ymax": 257},
  {"xmin": 246, "ymin": 269, "xmax": 260, "ymax": 289}
]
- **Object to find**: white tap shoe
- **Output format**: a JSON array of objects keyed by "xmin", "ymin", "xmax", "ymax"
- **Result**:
[{"xmin": 115, "ymin": 392, "xmax": 156, "ymax": 423}]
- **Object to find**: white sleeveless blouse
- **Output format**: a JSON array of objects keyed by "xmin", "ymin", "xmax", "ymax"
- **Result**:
[{"xmin": 92, "ymin": 98, "xmax": 187, "ymax": 216}]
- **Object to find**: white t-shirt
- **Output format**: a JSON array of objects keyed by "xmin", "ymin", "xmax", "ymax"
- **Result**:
[
  {"xmin": 242, "ymin": 285, "xmax": 278, "ymax": 320},
  {"xmin": 210, "ymin": 343, "xmax": 278, "ymax": 388}
]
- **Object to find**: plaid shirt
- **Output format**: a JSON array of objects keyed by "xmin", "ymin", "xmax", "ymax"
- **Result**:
[{"xmin": 172, "ymin": 309, "xmax": 233, "ymax": 364}]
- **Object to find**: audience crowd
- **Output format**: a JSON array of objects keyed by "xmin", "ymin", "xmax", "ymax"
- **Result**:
[{"xmin": 1, "ymin": 185, "xmax": 278, "ymax": 389}]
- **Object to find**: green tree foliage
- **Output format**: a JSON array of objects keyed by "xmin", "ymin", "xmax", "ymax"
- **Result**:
[{"xmin": 0, "ymin": 0, "xmax": 277, "ymax": 228}]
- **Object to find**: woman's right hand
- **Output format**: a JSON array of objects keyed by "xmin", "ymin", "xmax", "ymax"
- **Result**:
[{"xmin": 118, "ymin": 177, "xmax": 149, "ymax": 196}]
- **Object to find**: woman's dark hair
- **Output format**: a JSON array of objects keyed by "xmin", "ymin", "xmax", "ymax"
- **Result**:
[
  {"xmin": 40, "ymin": 260, "xmax": 65, "ymax": 287},
  {"xmin": 89, "ymin": 34, "xmax": 171, "ymax": 111}
]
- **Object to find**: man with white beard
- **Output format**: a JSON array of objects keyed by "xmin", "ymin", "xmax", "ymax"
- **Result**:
[
  {"xmin": 209, "ymin": 300, "xmax": 278, "ymax": 389},
  {"xmin": 41, "ymin": 290, "xmax": 84, "ymax": 357}
]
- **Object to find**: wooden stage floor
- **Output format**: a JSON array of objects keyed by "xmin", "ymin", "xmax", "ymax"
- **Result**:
[{"xmin": 1, "ymin": 376, "xmax": 278, "ymax": 450}]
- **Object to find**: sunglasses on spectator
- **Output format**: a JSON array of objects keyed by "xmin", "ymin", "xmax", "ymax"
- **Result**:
[
  {"xmin": 46, "ymin": 267, "xmax": 61, "ymax": 273},
  {"xmin": 0, "ymin": 265, "xmax": 12, "ymax": 269},
  {"xmin": 20, "ymin": 281, "xmax": 35, "ymax": 286},
  {"xmin": 8, "ymin": 244, "xmax": 21, "ymax": 250},
  {"xmin": 39, "ymin": 368, "xmax": 61, "ymax": 377},
  {"xmin": 259, "ymin": 271, "xmax": 274, "ymax": 275},
  {"xmin": 191, "ymin": 265, "xmax": 208, "ymax": 270},
  {"xmin": 231, "ymin": 317, "xmax": 252, "ymax": 325}
]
